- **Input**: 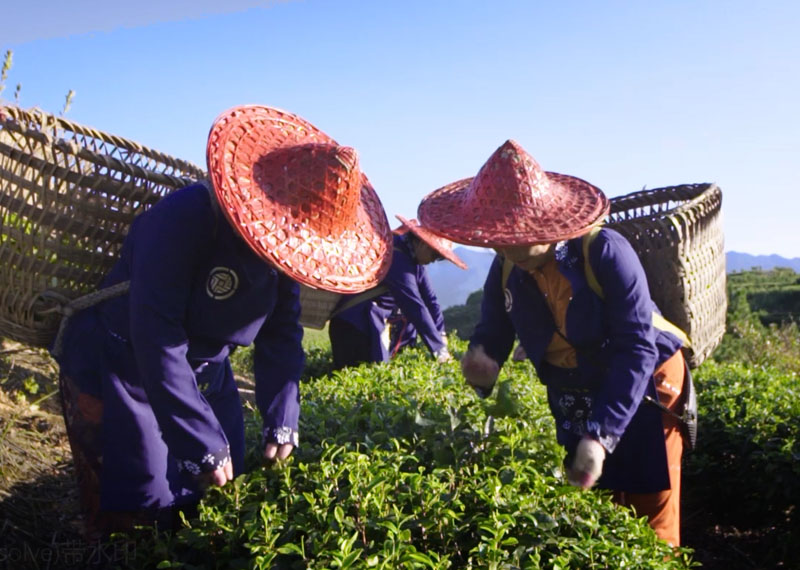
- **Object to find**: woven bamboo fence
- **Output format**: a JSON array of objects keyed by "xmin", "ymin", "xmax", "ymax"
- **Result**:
[
  {"xmin": 606, "ymin": 183, "xmax": 726, "ymax": 368},
  {"xmin": 0, "ymin": 105, "xmax": 205, "ymax": 346}
]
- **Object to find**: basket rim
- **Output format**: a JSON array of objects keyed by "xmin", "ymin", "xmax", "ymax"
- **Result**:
[
  {"xmin": 0, "ymin": 103, "xmax": 207, "ymax": 178},
  {"xmin": 608, "ymin": 182, "xmax": 720, "ymax": 218}
]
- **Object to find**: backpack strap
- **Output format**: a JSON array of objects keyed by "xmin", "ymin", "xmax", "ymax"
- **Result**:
[
  {"xmin": 582, "ymin": 227, "xmax": 691, "ymax": 347},
  {"xmin": 329, "ymin": 285, "xmax": 390, "ymax": 319},
  {"xmin": 501, "ymin": 256, "xmax": 514, "ymax": 290},
  {"xmin": 582, "ymin": 226, "xmax": 604, "ymax": 298},
  {"xmin": 199, "ymin": 179, "xmax": 221, "ymax": 239}
]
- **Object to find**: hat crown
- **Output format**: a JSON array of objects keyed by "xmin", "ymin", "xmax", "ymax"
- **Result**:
[
  {"xmin": 417, "ymin": 138, "xmax": 609, "ymax": 247},
  {"xmin": 253, "ymin": 143, "xmax": 362, "ymax": 235},
  {"xmin": 468, "ymin": 139, "xmax": 556, "ymax": 211},
  {"xmin": 206, "ymin": 104, "xmax": 393, "ymax": 293}
]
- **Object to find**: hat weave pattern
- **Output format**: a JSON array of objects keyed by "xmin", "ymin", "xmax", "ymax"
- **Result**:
[
  {"xmin": 395, "ymin": 215, "xmax": 467, "ymax": 269},
  {"xmin": 418, "ymin": 140, "xmax": 609, "ymax": 246},
  {"xmin": 207, "ymin": 105, "xmax": 392, "ymax": 293}
]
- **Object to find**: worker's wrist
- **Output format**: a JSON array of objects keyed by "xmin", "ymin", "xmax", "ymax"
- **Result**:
[
  {"xmin": 263, "ymin": 425, "xmax": 299, "ymax": 447},
  {"xmin": 584, "ymin": 422, "xmax": 618, "ymax": 454},
  {"xmin": 177, "ymin": 445, "xmax": 231, "ymax": 475}
]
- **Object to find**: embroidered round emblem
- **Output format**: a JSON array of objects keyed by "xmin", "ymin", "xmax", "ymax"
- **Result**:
[
  {"xmin": 504, "ymin": 287, "xmax": 513, "ymax": 312},
  {"xmin": 206, "ymin": 267, "xmax": 239, "ymax": 300}
]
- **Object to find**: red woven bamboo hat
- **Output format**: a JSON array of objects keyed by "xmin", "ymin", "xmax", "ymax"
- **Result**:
[
  {"xmin": 417, "ymin": 140, "xmax": 610, "ymax": 247},
  {"xmin": 394, "ymin": 215, "xmax": 467, "ymax": 269},
  {"xmin": 207, "ymin": 105, "xmax": 393, "ymax": 293}
]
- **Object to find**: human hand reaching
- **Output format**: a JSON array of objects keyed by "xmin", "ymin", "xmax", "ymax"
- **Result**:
[
  {"xmin": 435, "ymin": 347, "xmax": 453, "ymax": 363},
  {"xmin": 197, "ymin": 460, "xmax": 234, "ymax": 489},
  {"xmin": 461, "ymin": 345, "xmax": 500, "ymax": 398},
  {"xmin": 264, "ymin": 442, "xmax": 294, "ymax": 462},
  {"xmin": 567, "ymin": 436, "xmax": 606, "ymax": 489}
]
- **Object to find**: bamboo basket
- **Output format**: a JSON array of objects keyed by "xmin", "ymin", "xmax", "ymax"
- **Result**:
[
  {"xmin": 298, "ymin": 284, "xmax": 342, "ymax": 330},
  {"xmin": 0, "ymin": 105, "xmax": 206, "ymax": 346},
  {"xmin": 606, "ymin": 183, "xmax": 726, "ymax": 368}
]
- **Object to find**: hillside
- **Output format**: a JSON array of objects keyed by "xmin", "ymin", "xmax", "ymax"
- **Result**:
[
  {"xmin": 726, "ymin": 251, "xmax": 800, "ymax": 273},
  {"xmin": 430, "ymin": 248, "xmax": 800, "ymax": 309}
]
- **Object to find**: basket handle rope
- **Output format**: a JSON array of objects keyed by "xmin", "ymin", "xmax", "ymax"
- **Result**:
[{"xmin": 46, "ymin": 280, "xmax": 131, "ymax": 359}]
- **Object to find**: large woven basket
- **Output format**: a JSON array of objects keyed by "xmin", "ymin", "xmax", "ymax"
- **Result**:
[
  {"xmin": 606, "ymin": 183, "xmax": 726, "ymax": 368},
  {"xmin": 0, "ymin": 105, "xmax": 206, "ymax": 346}
]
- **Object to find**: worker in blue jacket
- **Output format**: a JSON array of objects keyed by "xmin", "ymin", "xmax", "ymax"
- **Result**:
[
  {"xmin": 418, "ymin": 140, "xmax": 689, "ymax": 547},
  {"xmin": 328, "ymin": 215, "xmax": 467, "ymax": 369},
  {"xmin": 52, "ymin": 105, "xmax": 393, "ymax": 540}
]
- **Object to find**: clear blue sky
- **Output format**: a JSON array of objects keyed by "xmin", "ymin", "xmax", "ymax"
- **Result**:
[{"xmin": 2, "ymin": 0, "xmax": 798, "ymax": 258}]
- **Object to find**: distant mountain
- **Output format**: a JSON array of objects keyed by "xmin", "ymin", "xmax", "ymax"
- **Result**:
[
  {"xmin": 426, "ymin": 247, "xmax": 495, "ymax": 308},
  {"xmin": 429, "ymin": 248, "xmax": 799, "ymax": 309},
  {"xmin": 726, "ymin": 251, "xmax": 800, "ymax": 273}
]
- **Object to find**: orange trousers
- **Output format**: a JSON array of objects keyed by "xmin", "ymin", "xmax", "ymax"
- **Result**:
[{"xmin": 613, "ymin": 349, "xmax": 685, "ymax": 547}]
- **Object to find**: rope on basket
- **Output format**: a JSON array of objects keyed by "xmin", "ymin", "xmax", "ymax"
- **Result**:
[{"xmin": 45, "ymin": 280, "xmax": 131, "ymax": 358}]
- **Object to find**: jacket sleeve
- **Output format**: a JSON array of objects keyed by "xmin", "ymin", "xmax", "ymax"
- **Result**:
[
  {"xmin": 253, "ymin": 272, "xmax": 305, "ymax": 446},
  {"xmin": 385, "ymin": 253, "xmax": 447, "ymax": 355},
  {"xmin": 469, "ymin": 255, "xmax": 516, "ymax": 366},
  {"xmin": 128, "ymin": 188, "xmax": 230, "ymax": 474},
  {"xmin": 585, "ymin": 229, "xmax": 660, "ymax": 452},
  {"xmin": 417, "ymin": 266, "xmax": 446, "ymax": 334}
]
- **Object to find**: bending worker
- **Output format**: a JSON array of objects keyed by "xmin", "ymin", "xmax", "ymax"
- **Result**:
[
  {"xmin": 418, "ymin": 140, "xmax": 690, "ymax": 547},
  {"xmin": 52, "ymin": 105, "xmax": 393, "ymax": 539},
  {"xmin": 328, "ymin": 215, "xmax": 467, "ymax": 369}
]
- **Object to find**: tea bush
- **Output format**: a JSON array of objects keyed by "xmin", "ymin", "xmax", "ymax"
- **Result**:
[
  {"xmin": 684, "ymin": 361, "xmax": 799, "ymax": 567},
  {"xmin": 130, "ymin": 338, "xmax": 693, "ymax": 569},
  {"xmin": 713, "ymin": 287, "xmax": 800, "ymax": 375}
]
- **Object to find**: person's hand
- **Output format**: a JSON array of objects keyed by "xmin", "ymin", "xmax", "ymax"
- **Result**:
[
  {"xmin": 435, "ymin": 347, "xmax": 453, "ymax": 363},
  {"xmin": 567, "ymin": 436, "xmax": 606, "ymax": 489},
  {"xmin": 461, "ymin": 345, "xmax": 499, "ymax": 397},
  {"xmin": 197, "ymin": 460, "xmax": 234, "ymax": 489},
  {"xmin": 264, "ymin": 442, "xmax": 294, "ymax": 462}
]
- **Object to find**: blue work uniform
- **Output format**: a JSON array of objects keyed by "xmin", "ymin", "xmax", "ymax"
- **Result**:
[
  {"xmin": 54, "ymin": 183, "xmax": 305, "ymax": 511},
  {"xmin": 471, "ymin": 228, "xmax": 683, "ymax": 493},
  {"xmin": 329, "ymin": 233, "xmax": 446, "ymax": 365}
]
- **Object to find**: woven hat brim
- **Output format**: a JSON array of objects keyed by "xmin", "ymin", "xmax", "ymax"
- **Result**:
[
  {"xmin": 208, "ymin": 105, "xmax": 393, "ymax": 293},
  {"xmin": 395, "ymin": 215, "xmax": 467, "ymax": 269},
  {"xmin": 418, "ymin": 173, "xmax": 610, "ymax": 247}
]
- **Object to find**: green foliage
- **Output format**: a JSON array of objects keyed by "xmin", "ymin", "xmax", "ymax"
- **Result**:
[
  {"xmin": 0, "ymin": 49, "xmax": 20, "ymax": 104},
  {"xmin": 229, "ymin": 326, "xmax": 337, "ymax": 383},
  {"xmin": 61, "ymin": 89, "xmax": 75, "ymax": 116},
  {"xmin": 0, "ymin": 48, "xmax": 73, "ymax": 109},
  {"xmin": 684, "ymin": 361, "xmax": 800, "ymax": 568},
  {"xmin": 726, "ymin": 267, "xmax": 800, "ymax": 326},
  {"xmin": 132, "ymin": 338, "xmax": 692, "ymax": 569},
  {"xmin": 727, "ymin": 266, "xmax": 798, "ymax": 290},
  {"xmin": 713, "ymin": 290, "xmax": 800, "ymax": 375},
  {"xmin": 443, "ymin": 289, "xmax": 483, "ymax": 340},
  {"xmin": 0, "ymin": 50, "xmax": 11, "ymax": 98}
]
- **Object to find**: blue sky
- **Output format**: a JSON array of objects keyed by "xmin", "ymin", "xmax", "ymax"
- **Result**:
[{"xmin": 2, "ymin": 0, "xmax": 798, "ymax": 258}]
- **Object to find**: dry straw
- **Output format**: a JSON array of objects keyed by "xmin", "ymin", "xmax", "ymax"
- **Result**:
[{"xmin": 0, "ymin": 105, "xmax": 205, "ymax": 346}]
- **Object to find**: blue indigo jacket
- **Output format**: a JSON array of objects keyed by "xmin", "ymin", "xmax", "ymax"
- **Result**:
[
  {"xmin": 470, "ymin": 228, "xmax": 683, "ymax": 493},
  {"xmin": 332, "ymin": 234, "xmax": 446, "ymax": 361},
  {"xmin": 57, "ymin": 183, "xmax": 305, "ymax": 479}
]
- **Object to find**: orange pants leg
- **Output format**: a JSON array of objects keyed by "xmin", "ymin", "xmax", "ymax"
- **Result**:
[{"xmin": 613, "ymin": 349, "xmax": 685, "ymax": 547}]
